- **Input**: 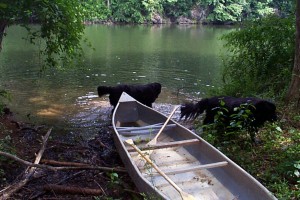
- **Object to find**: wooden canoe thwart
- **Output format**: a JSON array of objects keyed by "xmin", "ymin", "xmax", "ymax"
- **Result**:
[
  {"xmin": 112, "ymin": 92, "xmax": 278, "ymax": 200},
  {"xmin": 127, "ymin": 138, "xmax": 201, "ymax": 152}
]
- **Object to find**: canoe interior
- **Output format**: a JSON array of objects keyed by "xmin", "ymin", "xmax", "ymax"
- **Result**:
[{"xmin": 112, "ymin": 95, "xmax": 277, "ymax": 200}]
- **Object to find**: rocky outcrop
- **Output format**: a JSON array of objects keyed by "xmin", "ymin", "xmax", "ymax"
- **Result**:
[
  {"xmin": 176, "ymin": 16, "xmax": 194, "ymax": 24},
  {"xmin": 190, "ymin": 6, "xmax": 207, "ymax": 23},
  {"xmin": 150, "ymin": 5, "xmax": 208, "ymax": 24},
  {"xmin": 151, "ymin": 13, "xmax": 163, "ymax": 24}
]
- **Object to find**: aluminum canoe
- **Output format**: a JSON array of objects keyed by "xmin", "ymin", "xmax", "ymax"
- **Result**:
[{"xmin": 112, "ymin": 92, "xmax": 277, "ymax": 200}]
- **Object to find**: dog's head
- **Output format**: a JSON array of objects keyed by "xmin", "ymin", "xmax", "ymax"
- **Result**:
[
  {"xmin": 97, "ymin": 86, "xmax": 110, "ymax": 97},
  {"xmin": 196, "ymin": 98, "xmax": 210, "ymax": 114},
  {"xmin": 254, "ymin": 100, "xmax": 277, "ymax": 123},
  {"xmin": 151, "ymin": 82, "xmax": 162, "ymax": 97}
]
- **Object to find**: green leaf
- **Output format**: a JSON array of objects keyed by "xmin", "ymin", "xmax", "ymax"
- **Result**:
[
  {"xmin": 276, "ymin": 126, "xmax": 283, "ymax": 133},
  {"xmin": 0, "ymin": 3, "xmax": 7, "ymax": 8}
]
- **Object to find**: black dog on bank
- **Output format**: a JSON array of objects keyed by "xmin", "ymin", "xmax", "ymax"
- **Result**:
[
  {"xmin": 97, "ymin": 82, "xmax": 162, "ymax": 108},
  {"xmin": 181, "ymin": 96, "xmax": 277, "ymax": 141}
]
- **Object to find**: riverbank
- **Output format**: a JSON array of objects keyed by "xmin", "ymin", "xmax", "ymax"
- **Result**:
[{"xmin": 0, "ymin": 103, "xmax": 189, "ymax": 199}]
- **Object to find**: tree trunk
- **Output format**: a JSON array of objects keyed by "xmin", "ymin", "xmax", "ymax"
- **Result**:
[
  {"xmin": 286, "ymin": 0, "xmax": 300, "ymax": 103},
  {"xmin": 0, "ymin": 20, "xmax": 8, "ymax": 52}
]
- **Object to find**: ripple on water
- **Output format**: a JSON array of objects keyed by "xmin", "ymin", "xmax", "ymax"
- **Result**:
[{"xmin": 67, "ymin": 96, "xmax": 195, "ymax": 141}]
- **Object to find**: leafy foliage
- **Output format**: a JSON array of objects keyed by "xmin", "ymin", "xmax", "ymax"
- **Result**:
[
  {"xmin": 0, "ymin": 0, "xmax": 86, "ymax": 67},
  {"xmin": 73, "ymin": 0, "xmax": 296, "ymax": 24},
  {"xmin": 200, "ymin": 100, "xmax": 256, "ymax": 144},
  {"xmin": 162, "ymin": 0, "xmax": 197, "ymax": 19},
  {"xmin": 111, "ymin": 0, "xmax": 146, "ymax": 23},
  {"xmin": 270, "ymin": 0, "xmax": 295, "ymax": 17},
  {"xmin": 200, "ymin": 0, "xmax": 276, "ymax": 23},
  {"xmin": 142, "ymin": 0, "xmax": 163, "ymax": 19},
  {"xmin": 81, "ymin": 0, "xmax": 111, "ymax": 21},
  {"xmin": 202, "ymin": 0, "xmax": 245, "ymax": 22},
  {"xmin": 219, "ymin": 15, "xmax": 295, "ymax": 98}
]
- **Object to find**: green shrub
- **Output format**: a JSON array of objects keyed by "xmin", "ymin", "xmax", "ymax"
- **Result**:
[
  {"xmin": 219, "ymin": 15, "xmax": 295, "ymax": 99},
  {"xmin": 199, "ymin": 112, "xmax": 300, "ymax": 199}
]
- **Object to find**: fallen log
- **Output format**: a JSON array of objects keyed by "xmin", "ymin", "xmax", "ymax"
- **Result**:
[
  {"xmin": 43, "ymin": 184, "xmax": 102, "ymax": 196},
  {"xmin": 41, "ymin": 159, "xmax": 90, "ymax": 167}
]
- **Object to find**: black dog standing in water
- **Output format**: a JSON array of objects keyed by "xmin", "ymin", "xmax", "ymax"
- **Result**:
[
  {"xmin": 180, "ymin": 96, "xmax": 277, "ymax": 142},
  {"xmin": 97, "ymin": 82, "xmax": 162, "ymax": 109}
]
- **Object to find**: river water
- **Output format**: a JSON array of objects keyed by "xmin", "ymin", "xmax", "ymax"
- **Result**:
[{"xmin": 0, "ymin": 25, "xmax": 232, "ymax": 139}]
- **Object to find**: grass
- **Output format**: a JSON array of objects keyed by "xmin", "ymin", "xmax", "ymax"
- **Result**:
[{"xmin": 196, "ymin": 105, "xmax": 300, "ymax": 200}]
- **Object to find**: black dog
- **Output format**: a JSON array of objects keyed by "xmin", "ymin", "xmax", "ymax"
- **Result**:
[
  {"xmin": 181, "ymin": 96, "xmax": 277, "ymax": 141},
  {"xmin": 97, "ymin": 82, "xmax": 162, "ymax": 108}
]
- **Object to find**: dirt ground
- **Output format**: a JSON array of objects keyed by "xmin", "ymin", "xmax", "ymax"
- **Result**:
[{"xmin": 0, "ymin": 109, "xmax": 142, "ymax": 200}]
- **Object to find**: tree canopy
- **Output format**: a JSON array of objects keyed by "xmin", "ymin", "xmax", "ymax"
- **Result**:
[{"xmin": 0, "ymin": 0, "xmax": 85, "ymax": 67}]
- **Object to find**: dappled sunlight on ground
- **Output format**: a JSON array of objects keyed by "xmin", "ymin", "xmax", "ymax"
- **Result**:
[
  {"xmin": 36, "ymin": 104, "xmax": 66, "ymax": 117},
  {"xmin": 28, "ymin": 96, "xmax": 68, "ymax": 118},
  {"xmin": 29, "ymin": 96, "xmax": 46, "ymax": 103},
  {"xmin": 37, "ymin": 108, "xmax": 64, "ymax": 117}
]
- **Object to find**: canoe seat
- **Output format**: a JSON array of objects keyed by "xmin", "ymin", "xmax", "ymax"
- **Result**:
[
  {"xmin": 143, "ymin": 161, "xmax": 228, "ymax": 176},
  {"xmin": 117, "ymin": 123, "xmax": 177, "ymax": 136},
  {"xmin": 117, "ymin": 122, "xmax": 167, "ymax": 131}
]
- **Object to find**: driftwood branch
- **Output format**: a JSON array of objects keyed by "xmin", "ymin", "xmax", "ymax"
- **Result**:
[
  {"xmin": 0, "ymin": 151, "xmax": 126, "ymax": 172},
  {"xmin": 29, "ymin": 170, "xmax": 87, "ymax": 199},
  {"xmin": 0, "ymin": 127, "xmax": 53, "ymax": 200}
]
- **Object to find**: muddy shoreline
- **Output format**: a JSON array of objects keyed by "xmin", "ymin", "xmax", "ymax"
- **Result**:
[{"xmin": 0, "ymin": 104, "xmax": 195, "ymax": 199}]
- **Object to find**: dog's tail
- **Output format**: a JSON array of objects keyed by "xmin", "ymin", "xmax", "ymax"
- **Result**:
[
  {"xmin": 180, "ymin": 98, "xmax": 208, "ymax": 120},
  {"xmin": 97, "ymin": 86, "xmax": 112, "ymax": 97}
]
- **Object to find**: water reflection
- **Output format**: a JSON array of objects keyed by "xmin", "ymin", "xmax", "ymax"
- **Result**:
[{"xmin": 0, "ymin": 25, "xmax": 232, "ymax": 137}]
